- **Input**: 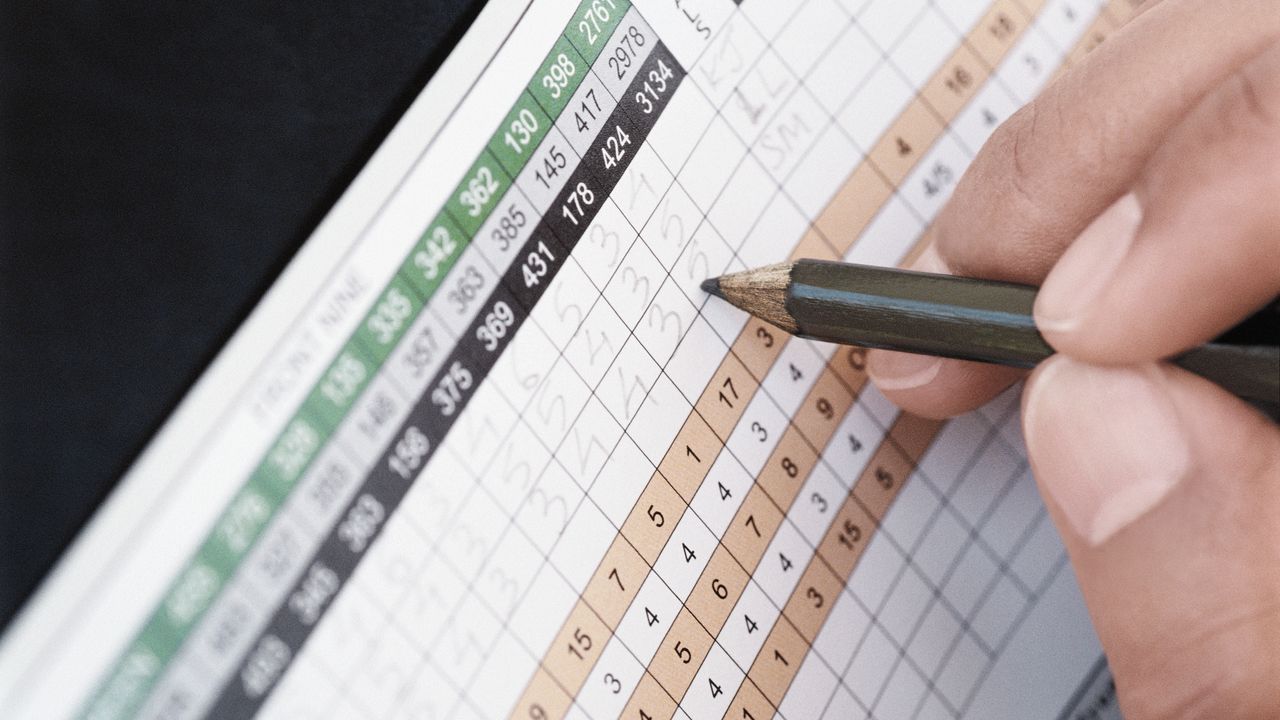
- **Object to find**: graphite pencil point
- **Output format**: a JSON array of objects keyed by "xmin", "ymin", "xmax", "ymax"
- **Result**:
[{"xmin": 700, "ymin": 276, "xmax": 724, "ymax": 299}]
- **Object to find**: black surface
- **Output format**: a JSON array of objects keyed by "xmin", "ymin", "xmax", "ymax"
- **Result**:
[{"xmin": 0, "ymin": 0, "xmax": 481, "ymax": 631}]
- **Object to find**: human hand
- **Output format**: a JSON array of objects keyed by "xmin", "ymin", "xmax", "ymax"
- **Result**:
[{"xmin": 866, "ymin": 1, "xmax": 1280, "ymax": 717}]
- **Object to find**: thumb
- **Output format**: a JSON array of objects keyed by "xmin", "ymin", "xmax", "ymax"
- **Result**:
[{"xmin": 1022, "ymin": 356, "xmax": 1280, "ymax": 718}]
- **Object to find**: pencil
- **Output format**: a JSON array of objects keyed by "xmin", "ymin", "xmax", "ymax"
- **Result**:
[{"xmin": 701, "ymin": 259, "xmax": 1280, "ymax": 414}]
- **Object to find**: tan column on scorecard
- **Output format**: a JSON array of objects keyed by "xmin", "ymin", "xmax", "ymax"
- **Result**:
[
  {"xmin": 646, "ymin": 608, "xmax": 717, "ymax": 702},
  {"xmin": 541, "ymin": 602, "xmax": 612, "ymax": 694},
  {"xmin": 622, "ymin": 474, "xmax": 687, "ymax": 565},
  {"xmin": 696, "ymin": 353, "xmax": 764, "ymax": 442},
  {"xmin": 783, "ymin": 550, "xmax": 849, "ymax": 643},
  {"xmin": 583, "ymin": 537, "xmax": 651, "ymax": 630},
  {"xmin": 513, "ymin": 668, "xmax": 573, "ymax": 720},
  {"xmin": 658, "ymin": 413, "xmax": 722, "ymax": 503},
  {"xmin": 685, "ymin": 546, "xmax": 750, "ymax": 634},
  {"xmin": 619, "ymin": 672, "xmax": 677, "ymax": 720}
]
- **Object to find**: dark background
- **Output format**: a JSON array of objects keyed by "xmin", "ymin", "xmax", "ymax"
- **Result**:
[{"xmin": 0, "ymin": 0, "xmax": 480, "ymax": 630}]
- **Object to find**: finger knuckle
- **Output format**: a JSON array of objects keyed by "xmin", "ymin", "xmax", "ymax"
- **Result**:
[
  {"xmin": 935, "ymin": 100, "xmax": 1062, "ymax": 278},
  {"xmin": 999, "ymin": 96, "xmax": 1055, "ymax": 206},
  {"xmin": 1000, "ymin": 80, "xmax": 1121, "ymax": 214},
  {"xmin": 1221, "ymin": 42, "xmax": 1280, "ymax": 207},
  {"xmin": 1233, "ymin": 65, "xmax": 1277, "ymax": 127},
  {"xmin": 1221, "ymin": 64, "xmax": 1279, "ymax": 139},
  {"xmin": 1196, "ymin": 40, "xmax": 1280, "ymax": 145}
]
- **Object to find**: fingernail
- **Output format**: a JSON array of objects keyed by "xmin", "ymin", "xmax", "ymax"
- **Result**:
[
  {"xmin": 1023, "ymin": 356, "xmax": 1189, "ymax": 546},
  {"xmin": 1035, "ymin": 193, "xmax": 1143, "ymax": 334},
  {"xmin": 867, "ymin": 245, "xmax": 950, "ymax": 389}
]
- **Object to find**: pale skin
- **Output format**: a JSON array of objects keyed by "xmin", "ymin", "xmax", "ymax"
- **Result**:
[{"xmin": 865, "ymin": 1, "xmax": 1280, "ymax": 717}]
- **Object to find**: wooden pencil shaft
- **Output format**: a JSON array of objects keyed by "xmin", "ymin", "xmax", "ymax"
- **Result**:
[
  {"xmin": 777, "ymin": 259, "xmax": 1280, "ymax": 414},
  {"xmin": 787, "ymin": 260, "xmax": 1051, "ymax": 367}
]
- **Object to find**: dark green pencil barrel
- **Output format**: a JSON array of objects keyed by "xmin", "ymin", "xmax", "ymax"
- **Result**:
[{"xmin": 786, "ymin": 259, "xmax": 1053, "ymax": 367}]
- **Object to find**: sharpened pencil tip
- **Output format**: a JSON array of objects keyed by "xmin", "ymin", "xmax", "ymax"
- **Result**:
[{"xmin": 701, "ymin": 276, "xmax": 725, "ymax": 300}]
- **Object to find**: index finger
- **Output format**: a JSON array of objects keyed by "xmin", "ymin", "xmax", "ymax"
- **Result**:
[
  {"xmin": 869, "ymin": 0, "xmax": 1280, "ymax": 418},
  {"xmin": 937, "ymin": 0, "xmax": 1279, "ymax": 282}
]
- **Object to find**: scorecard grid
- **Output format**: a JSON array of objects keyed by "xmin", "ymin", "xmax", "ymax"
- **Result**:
[
  {"xmin": 494, "ymin": 0, "xmax": 1126, "ymax": 712},
  {"xmin": 262, "ymin": 1, "xmax": 1131, "ymax": 717},
  {"xmin": 504, "ymin": 2, "xmax": 1132, "ymax": 719},
  {"xmin": 47, "ymin": 0, "xmax": 1139, "ymax": 718}
]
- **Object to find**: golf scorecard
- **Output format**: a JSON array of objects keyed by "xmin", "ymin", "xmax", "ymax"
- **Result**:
[{"xmin": 0, "ymin": 1, "xmax": 1137, "ymax": 718}]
